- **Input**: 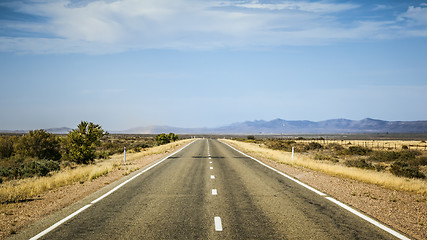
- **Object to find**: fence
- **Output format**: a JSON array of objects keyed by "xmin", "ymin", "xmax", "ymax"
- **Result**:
[{"xmin": 295, "ymin": 139, "xmax": 427, "ymax": 151}]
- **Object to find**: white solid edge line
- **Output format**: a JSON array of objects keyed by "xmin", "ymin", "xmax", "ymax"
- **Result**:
[
  {"xmin": 221, "ymin": 141, "xmax": 326, "ymax": 196},
  {"xmin": 212, "ymin": 189, "xmax": 217, "ymax": 195},
  {"xmin": 92, "ymin": 140, "xmax": 195, "ymax": 204},
  {"xmin": 221, "ymin": 141, "xmax": 410, "ymax": 240},
  {"xmin": 325, "ymin": 197, "xmax": 410, "ymax": 240},
  {"xmin": 30, "ymin": 204, "xmax": 91, "ymax": 240},
  {"xmin": 30, "ymin": 139, "xmax": 197, "ymax": 240},
  {"xmin": 214, "ymin": 216, "xmax": 223, "ymax": 231}
]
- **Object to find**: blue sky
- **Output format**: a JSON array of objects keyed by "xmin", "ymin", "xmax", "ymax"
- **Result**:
[{"xmin": 1, "ymin": 0, "xmax": 426, "ymax": 130}]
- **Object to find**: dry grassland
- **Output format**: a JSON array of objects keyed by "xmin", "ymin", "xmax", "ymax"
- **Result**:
[
  {"xmin": 298, "ymin": 139, "xmax": 427, "ymax": 152},
  {"xmin": 0, "ymin": 139, "xmax": 193, "ymax": 203},
  {"xmin": 223, "ymin": 139, "xmax": 427, "ymax": 196}
]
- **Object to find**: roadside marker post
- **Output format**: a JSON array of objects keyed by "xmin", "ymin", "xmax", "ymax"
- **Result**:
[
  {"xmin": 292, "ymin": 147, "xmax": 294, "ymax": 159},
  {"xmin": 124, "ymin": 147, "xmax": 126, "ymax": 165}
]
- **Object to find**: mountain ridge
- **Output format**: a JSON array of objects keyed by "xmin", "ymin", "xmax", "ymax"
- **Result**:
[
  {"xmin": 2, "ymin": 118, "xmax": 427, "ymax": 134},
  {"xmin": 122, "ymin": 118, "xmax": 427, "ymax": 134}
]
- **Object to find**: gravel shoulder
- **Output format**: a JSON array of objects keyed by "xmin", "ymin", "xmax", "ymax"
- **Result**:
[{"xmin": 227, "ymin": 141, "xmax": 426, "ymax": 240}]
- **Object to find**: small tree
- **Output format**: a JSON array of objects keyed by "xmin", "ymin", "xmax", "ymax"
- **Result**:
[
  {"xmin": 64, "ymin": 121, "xmax": 105, "ymax": 164},
  {"xmin": 168, "ymin": 133, "xmax": 179, "ymax": 142},
  {"xmin": 156, "ymin": 133, "xmax": 170, "ymax": 145},
  {"xmin": 155, "ymin": 133, "xmax": 179, "ymax": 145},
  {"xmin": 0, "ymin": 136, "xmax": 17, "ymax": 159},
  {"xmin": 14, "ymin": 130, "xmax": 61, "ymax": 161}
]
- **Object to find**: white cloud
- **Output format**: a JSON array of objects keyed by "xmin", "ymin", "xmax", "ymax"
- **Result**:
[
  {"xmin": 372, "ymin": 4, "xmax": 390, "ymax": 11},
  {"xmin": 0, "ymin": 36, "xmax": 125, "ymax": 54},
  {"xmin": 397, "ymin": 4, "xmax": 427, "ymax": 36},
  {"xmin": 233, "ymin": 1, "xmax": 358, "ymax": 13},
  {"xmin": 398, "ymin": 5, "xmax": 427, "ymax": 25},
  {"xmin": 0, "ymin": 0, "xmax": 426, "ymax": 54}
]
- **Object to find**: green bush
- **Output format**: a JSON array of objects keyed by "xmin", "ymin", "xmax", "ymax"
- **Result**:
[
  {"xmin": 156, "ymin": 133, "xmax": 170, "ymax": 145},
  {"xmin": 346, "ymin": 146, "xmax": 372, "ymax": 155},
  {"xmin": 374, "ymin": 164, "xmax": 386, "ymax": 172},
  {"xmin": 305, "ymin": 142, "xmax": 323, "ymax": 151},
  {"xmin": 368, "ymin": 150, "xmax": 418, "ymax": 162},
  {"xmin": 0, "ymin": 159, "xmax": 60, "ymax": 180},
  {"xmin": 0, "ymin": 167, "xmax": 9, "ymax": 178},
  {"xmin": 14, "ymin": 130, "xmax": 61, "ymax": 161},
  {"xmin": 95, "ymin": 136, "xmax": 155, "ymax": 158},
  {"xmin": 328, "ymin": 143, "xmax": 345, "ymax": 151},
  {"xmin": 155, "ymin": 133, "xmax": 179, "ymax": 145},
  {"xmin": 0, "ymin": 136, "xmax": 16, "ymax": 159},
  {"xmin": 20, "ymin": 160, "xmax": 60, "ymax": 178},
  {"xmin": 390, "ymin": 161, "xmax": 425, "ymax": 179},
  {"xmin": 265, "ymin": 139, "xmax": 295, "ymax": 152},
  {"xmin": 130, "ymin": 142, "xmax": 151, "ymax": 152},
  {"xmin": 99, "ymin": 141, "xmax": 124, "ymax": 156},
  {"xmin": 411, "ymin": 156, "xmax": 427, "ymax": 166},
  {"xmin": 368, "ymin": 151, "xmax": 399, "ymax": 162},
  {"xmin": 168, "ymin": 133, "xmax": 179, "ymax": 141},
  {"xmin": 345, "ymin": 159, "xmax": 374, "ymax": 170},
  {"xmin": 63, "ymin": 121, "xmax": 105, "ymax": 164}
]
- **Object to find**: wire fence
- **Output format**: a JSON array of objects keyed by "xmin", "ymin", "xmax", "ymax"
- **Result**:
[{"xmin": 295, "ymin": 139, "xmax": 427, "ymax": 151}]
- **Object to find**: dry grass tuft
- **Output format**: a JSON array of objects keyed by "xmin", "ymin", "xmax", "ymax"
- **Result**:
[
  {"xmin": 223, "ymin": 139, "xmax": 427, "ymax": 196},
  {"xmin": 0, "ymin": 139, "xmax": 193, "ymax": 203},
  {"xmin": 0, "ymin": 164, "xmax": 114, "ymax": 203}
]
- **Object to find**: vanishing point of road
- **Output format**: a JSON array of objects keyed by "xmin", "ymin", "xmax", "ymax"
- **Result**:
[{"xmin": 15, "ymin": 139, "xmax": 408, "ymax": 239}]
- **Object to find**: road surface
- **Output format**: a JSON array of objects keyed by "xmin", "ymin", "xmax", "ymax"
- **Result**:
[{"xmin": 18, "ymin": 139, "xmax": 407, "ymax": 239}]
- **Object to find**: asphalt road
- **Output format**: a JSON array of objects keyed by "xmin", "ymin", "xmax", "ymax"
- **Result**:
[{"xmin": 20, "ymin": 139, "xmax": 406, "ymax": 239}]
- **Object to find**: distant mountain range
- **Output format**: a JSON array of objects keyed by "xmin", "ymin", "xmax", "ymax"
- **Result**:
[
  {"xmin": 2, "ymin": 118, "xmax": 427, "ymax": 134},
  {"xmin": 0, "ymin": 127, "xmax": 72, "ymax": 134},
  {"xmin": 123, "ymin": 118, "xmax": 427, "ymax": 134}
]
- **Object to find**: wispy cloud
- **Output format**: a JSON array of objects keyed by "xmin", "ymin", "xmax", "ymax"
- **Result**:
[
  {"xmin": 232, "ymin": 1, "xmax": 358, "ymax": 13},
  {"xmin": 372, "ymin": 4, "xmax": 391, "ymax": 11},
  {"xmin": 0, "ymin": 0, "xmax": 426, "ymax": 54},
  {"xmin": 397, "ymin": 4, "xmax": 427, "ymax": 36}
]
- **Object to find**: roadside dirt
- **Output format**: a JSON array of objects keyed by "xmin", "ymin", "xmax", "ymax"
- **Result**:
[
  {"xmin": 0, "ymin": 150, "xmax": 174, "ymax": 240},
  {"xmin": 229, "ymin": 144, "xmax": 427, "ymax": 240}
]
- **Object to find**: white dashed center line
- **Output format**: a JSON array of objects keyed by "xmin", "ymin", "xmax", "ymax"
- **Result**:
[
  {"xmin": 208, "ymin": 142, "xmax": 223, "ymax": 233},
  {"xmin": 214, "ymin": 217, "xmax": 223, "ymax": 231}
]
